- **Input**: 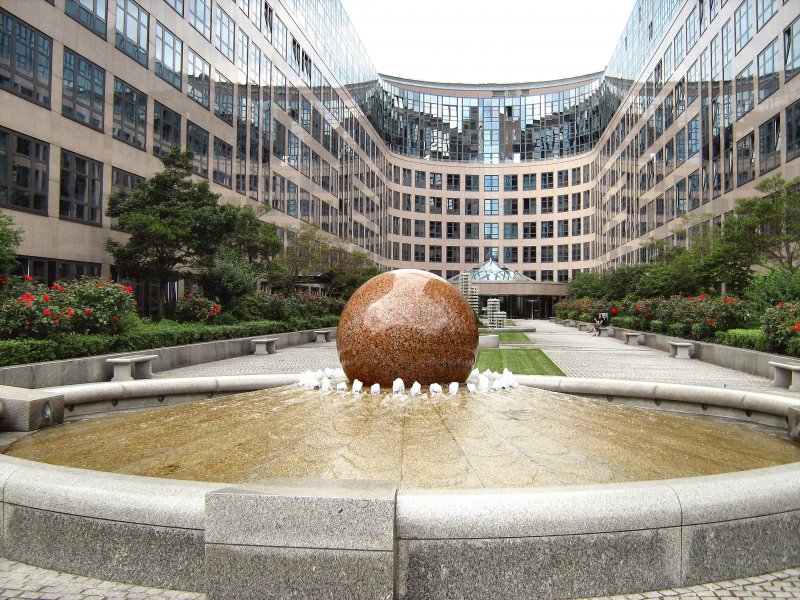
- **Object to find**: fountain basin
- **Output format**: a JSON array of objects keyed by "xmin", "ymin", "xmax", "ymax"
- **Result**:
[{"xmin": 0, "ymin": 377, "xmax": 799, "ymax": 599}]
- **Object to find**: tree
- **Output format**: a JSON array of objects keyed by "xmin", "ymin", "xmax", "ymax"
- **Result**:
[
  {"xmin": 105, "ymin": 147, "xmax": 237, "ymax": 316},
  {"xmin": 326, "ymin": 243, "xmax": 382, "ymax": 298},
  {"xmin": 270, "ymin": 225, "xmax": 332, "ymax": 292},
  {"xmin": 194, "ymin": 206, "xmax": 283, "ymax": 311},
  {"xmin": 565, "ymin": 272, "xmax": 602, "ymax": 299},
  {"xmin": 722, "ymin": 174, "xmax": 800, "ymax": 273},
  {"xmin": 0, "ymin": 211, "xmax": 22, "ymax": 274}
]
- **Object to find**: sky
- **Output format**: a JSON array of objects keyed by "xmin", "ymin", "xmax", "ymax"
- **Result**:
[{"xmin": 339, "ymin": 0, "xmax": 639, "ymax": 84}]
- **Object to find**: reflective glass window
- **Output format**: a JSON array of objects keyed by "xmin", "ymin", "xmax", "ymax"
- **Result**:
[
  {"xmin": 0, "ymin": 127, "xmax": 49, "ymax": 214},
  {"xmin": 62, "ymin": 48, "xmax": 104, "ymax": 130},
  {"xmin": 112, "ymin": 77, "xmax": 146, "ymax": 150},
  {"xmin": 155, "ymin": 22, "xmax": 182, "ymax": 90},
  {"xmin": 66, "ymin": 0, "xmax": 107, "ymax": 38},
  {"xmin": 59, "ymin": 149, "xmax": 102, "ymax": 224},
  {"xmin": 0, "ymin": 10, "xmax": 52, "ymax": 107},
  {"xmin": 115, "ymin": 0, "xmax": 148, "ymax": 67}
]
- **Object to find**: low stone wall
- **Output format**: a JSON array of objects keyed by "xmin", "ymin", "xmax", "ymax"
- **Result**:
[
  {"xmin": 0, "ymin": 377, "xmax": 799, "ymax": 598},
  {"xmin": 0, "ymin": 328, "xmax": 337, "ymax": 390}
]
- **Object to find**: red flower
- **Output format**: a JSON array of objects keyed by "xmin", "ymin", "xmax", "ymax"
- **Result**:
[
  {"xmin": 24, "ymin": 275, "xmax": 33, "ymax": 282},
  {"xmin": 66, "ymin": 310, "xmax": 74, "ymax": 317},
  {"xmin": 0, "ymin": 277, "xmax": 8, "ymax": 284},
  {"xmin": 635, "ymin": 305, "xmax": 641, "ymax": 311},
  {"xmin": 43, "ymin": 308, "xmax": 51, "ymax": 316},
  {"xmin": 706, "ymin": 318, "xmax": 713, "ymax": 324},
  {"xmin": 112, "ymin": 315, "xmax": 118, "ymax": 321},
  {"xmin": 43, "ymin": 294, "xmax": 50, "ymax": 302},
  {"xmin": 699, "ymin": 294, "xmax": 708, "ymax": 299},
  {"xmin": 53, "ymin": 319, "xmax": 59, "ymax": 325},
  {"xmin": 124, "ymin": 286, "xmax": 134, "ymax": 293},
  {"xmin": 610, "ymin": 307, "xmax": 618, "ymax": 314},
  {"xmin": 688, "ymin": 296, "xmax": 693, "ymax": 301},
  {"xmin": 208, "ymin": 311, "xmax": 214, "ymax": 316},
  {"xmin": 778, "ymin": 302, "xmax": 784, "ymax": 308},
  {"xmin": 84, "ymin": 309, "xmax": 91, "ymax": 315},
  {"xmin": 794, "ymin": 323, "xmax": 800, "ymax": 332},
  {"xmin": 51, "ymin": 283, "xmax": 59, "ymax": 290}
]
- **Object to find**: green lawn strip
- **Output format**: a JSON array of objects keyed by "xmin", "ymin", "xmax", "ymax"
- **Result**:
[
  {"xmin": 475, "ymin": 349, "xmax": 564, "ymax": 376},
  {"xmin": 479, "ymin": 331, "xmax": 531, "ymax": 343},
  {"xmin": 505, "ymin": 319, "xmax": 516, "ymax": 326}
]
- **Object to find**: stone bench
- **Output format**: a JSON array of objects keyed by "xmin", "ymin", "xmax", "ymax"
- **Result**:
[
  {"xmin": 478, "ymin": 334, "xmax": 500, "ymax": 348},
  {"xmin": 578, "ymin": 323, "xmax": 591, "ymax": 332},
  {"xmin": 668, "ymin": 341, "xmax": 695, "ymax": 359},
  {"xmin": 313, "ymin": 329, "xmax": 331, "ymax": 343},
  {"xmin": 106, "ymin": 355, "xmax": 159, "ymax": 382},
  {"xmin": 768, "ymin": 361, "xmax": 800, "ymax": 392},
  {"xmin": 598, "ymin": 327, "xmax": 614, "ymax": 337},
  {"xmin": 253, "ymin": 338, "xmax": 278, "ymax": 355},
  {"xmin": 623, "ymin": 332, "xmax": 640, "ymax": 345}
]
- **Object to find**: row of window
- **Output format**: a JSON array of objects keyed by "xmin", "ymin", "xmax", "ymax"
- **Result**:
[
  {"xmin": 391, "ymin": 167, "xmax": 591, "ymax": 193},
  {"xmin": 390, "ymin": 194, "xmax": 592, "ymax": 217},
  {"xmin": 392, "ymin": 244, "xmax": 590, "ymax": 266},
  {"xmin": 395, "ymin": 218, "xmax": 591, "ymax": 240}
]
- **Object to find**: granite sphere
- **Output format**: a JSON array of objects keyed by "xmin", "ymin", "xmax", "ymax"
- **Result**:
[{"xmin": 336, "ymin": 269, "xmax": 479, "ymax": 386}]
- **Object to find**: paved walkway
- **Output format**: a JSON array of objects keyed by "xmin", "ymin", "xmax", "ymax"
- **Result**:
[{"xmin": 2, "ymin": 320, "xmax": 798, "ymax": 598}]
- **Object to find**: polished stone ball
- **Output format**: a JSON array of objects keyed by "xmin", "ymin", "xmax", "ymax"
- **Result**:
[{"xmin": 336, "ymin": 269, "xmax": 479, "ymax": 386}]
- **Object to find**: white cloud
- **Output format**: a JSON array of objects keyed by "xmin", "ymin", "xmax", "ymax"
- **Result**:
[{"xmin": 340, "ymin": 0, "xmax": 638, "ymax": 84}]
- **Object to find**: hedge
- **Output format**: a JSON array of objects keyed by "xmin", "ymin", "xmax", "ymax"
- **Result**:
[
  {"xmin": 0, "ymin": 315, "xmax": 339, "ymax": 367},
  {"xmin": 713, "ymin": 329, "xmax": 769, "ymax": 352}
]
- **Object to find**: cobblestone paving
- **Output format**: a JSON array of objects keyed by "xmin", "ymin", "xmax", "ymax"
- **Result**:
[
  {"xmin": 0, "ymin": 558, "xmax": 204, "ymax": 599},
  {"xmin": 2, "ymin": 321, "xmax": 798, "ymax": 598}
]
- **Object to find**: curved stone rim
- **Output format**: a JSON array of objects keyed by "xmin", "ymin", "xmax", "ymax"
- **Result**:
[{"xmin": 1, "ymin": 376, "xmax": 798, "ymax": 597}]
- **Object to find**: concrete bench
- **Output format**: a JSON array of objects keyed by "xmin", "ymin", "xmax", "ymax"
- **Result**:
[
  {"xmin": 313, "ymin": 329, "xmax": 331, "ymax": 343},
  {"xmin": 253, "ymin": 338, "xmax": 278, "ymax": 355},
  {"xmin": 623, "ymin": 332, "xmax": 640, "ymax": 346},
  {"xmin": 106, "ymin": 355, "xmax": 159, "ymax": 382},
  {"xmin": 668, "ymin": 342, "xmax": 694, "ymax": 359},
  {"xmin": 578, "ymin": 323, "xmax": 591, "ymax": 332},
  {"xmin": 598, "ymin": 327, "xmax": 614, "ymax": 337},
  {"xmin": 554, "ymin": 319, "xmax": 565, "ymax": 325},
  {"xmin": 564, "ymin": 319, "xmax": 575, "ymax": 327},
  {"xmin": 768, "ymin": 361, "xmax": 800, "ymax": 392}
]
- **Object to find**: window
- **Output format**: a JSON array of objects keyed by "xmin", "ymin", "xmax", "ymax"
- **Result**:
[
  {"xmin": 674, "ymin": 25, "xmax": 686, "ymax": 65},
  {"xmin": 759, "ymin": 114, "xmax": 781, "ymax": 174},
  {"xmin": 113, "ymin": 78, "xmax": 146, "ymax": 150},
  {"xmin": 541, "ymin": 221, "xmax": 554, "ymax": 238},
  {"xmin": 787, "ymin": 16, "xmax": 800, "ymax": 81},
  {"xmin": 429, "ymin": 221, "xmax": 442, "ymax": 238},
  {"xmin": 446, "ymin": 198, "xmax": 460, "ymax": 215},
  {"xmin": 735, "ymin": 0, "xmax": 752, "ymax": 53},
  {"xmin": 737, "ymin": 131, "xmax": 755, "ymax": 184},
  {"xmin": 465, "ymin": 223, "xmax": 479, "ymax": 239},
  {"xmin": 541, "ymin": 172, "xmax": 553, "ymax": 189},
  {"xmin": 155, "ymin": 22, "xmax": 181, "ymax": 89},
  {"xmin": 215, "ymin": 6, "xmax": 235, "ymax": 62},
  {"xmin": 756, "ymin": 0, "xmax": 777, "ymax": 30},
  {"xmin": 446, "ymin": 174, "xmax": 460, "ymax": 191},
  {"xmin": 213, "ymin": 137, "xmax": 232, "ymax": 188},
  {"xmin": 541, "ymin": 196, "xmax": 553, "ymax": 213},
  {"xmin": 503, "ymin": 247, "xmax": 518, "ymax": 263},
  {"xmin": 414, "ymin": 244, "xmax": 425, "ymax": 262},
  {"xmin": 758, "ymin": 38, "xmax": 779, "ymax": 102},
  {"xmin": 484, "ymin": 175, "xmax": 499, "ymax": 191},
  {"xmin": 484, "ymin": 223, "xmax": 499, "ymax": 239},
  {"xmin": 186, "ymin": 48, "xmax": 210, "ymax": 108},
  {"xmin": 153, "ymin": 101, "xmax": 180, "ymax": 157},
  {"xmin": 59, "ymin": 149, "xmax": 102, "ymax": 224},
  {"xmin": 465, "ymin": 247, "xmax": 480, "ymax": 263},
  {"xmin": 557, "ymin": 170, "xmax": 568, "ymax": 187},
  {"xmin": 557, "ymin": 245, "xmax": 569, "ymax": 262},
  {"xmin": 571, "ymin": 167, "xmax": 581, "ymax": 186},
  {"xmin": 688, "ymin": 116, "xmax": 700, "ymax": 157},
  {"xmin": 686, "ymin": 6, "xmax": 698, "ymax": 49},
  {"xmin": 446, "ymin": 246, "xmax": 460, "ymax": 263},
  {"xmin": 557, "ymin": 270, "xmax": 569, "ymax": 283},
  {"xmin": 0, "ymin": 10, "xmax": 52, "ymax": 107},
  {"xmin": 186, "ymin": 121, "xmax": 208, "ymax": 178},
  {"xmin": 188, "ymin": 0, "xmax": 211, "ymax": 39},
  {"xmin": 0, "ymin": 127, "xmax": 49, "ymax": 213},
  {"xmin": 503, "ymin": 198, "xmax": 517, "ymax": 215},
  {"xmin": 465, "ymin": 175, "xmax": 479, "ymax": 191},
  {"xmin": 557, "ymin": 195, "xmax": 569, "ymax": 212},
  {"xmin": 446, "ymin": 222, "xmax": 460, "ymax": 239},
  {"xmin": 484, "ymin": 199, "xmax": 499, "ymax": 216},
  {"xmin": 736, "ymin": 63, "xmax": 754, "ymax": 119},
  {"xmin": 676, "ymin": 128, "xmax": 687, "ymax": 165},
  {"xmin": 415, "ymin": 170, "xmax": 426, "ymax": 188},
  {"xmin": 523, "ymin": 198, "xmax": 536, "ymax": 214},
  {"xmin": 484, "ymin": 247, "xmax": 499, "ymax": 262},
  {"xmin": 415, "ymin": 195, "xmax": 426, "ymax": 213},
  {"xmin": 541, "ymin": 246, "xmax": 553, "ymax": 263},
  {"xmin": 429, "ymin": 172, "xmax": 442, "ymax": 190},
  {"xmin": 503, "ymin": 174, "xmax": 517, "ymax": 191},
  {"xmin": 503, "ymin": 223, "xmax": 518, "ymax": 239},
  {"xmin": 523, "ymin": 247, "xmax": 536, "ymax": 263},
  {"xmin": 787, "ymin": 99, "xmax": 800, "ymax": 162},
  {"xmin": 522, "ymin": 173, "xmax": 536, "ymax": 191},
  {"xmin": 66, "ymin": 0, "xmax": 107, "ymax": 38},
  {"xmin": 115, "ymin": 0, "xmax": 148, "ymax": 67},
  {"xmin": 522, "ymin": 222, "xmax": 536, "ymax": 239},
  {"xmin": 429, "ymin": 197, "xmax": 442, "ymax": 214},
  {"xmin": 62, "ymin": 49, "xmax": 104, "ymax": 130},
  {"xmin": 164, "ymin": 0, "xmax": 183, "ymax": 15},
  {"xmin": 572, "ymin": 218, "xmax": 582, "ymax": 236},
  {"xmin": 557, "ymin": 220, "xmax": 569, "ymax": 237},
  {"xmin": 465, "ymin": 198, "xmax": 479, "ymax": 215},
  {"xmin": 214, "ymin": 71, "xmax": 233, "ymax": 125}
]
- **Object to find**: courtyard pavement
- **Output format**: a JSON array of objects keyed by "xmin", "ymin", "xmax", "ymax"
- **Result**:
[{"xmin": 1, "ymin": 319, "xmax": 798, "ymax": 599}]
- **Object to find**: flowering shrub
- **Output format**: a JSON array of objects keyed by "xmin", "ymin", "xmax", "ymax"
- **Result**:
[
  {"xmin": 761, "ymin": 303, "xmax": 800, "ymax": 353},
  {"xmin": 0, "ymin": 277, "xmax": 136, "ymax": 338},
  {"xmin": 174, "ymin": 293, "xmax": 222, "ymax": 324}
]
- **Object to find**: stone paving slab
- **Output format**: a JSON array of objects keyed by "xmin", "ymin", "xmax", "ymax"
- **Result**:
[{"xmin": 2, "ymin": 320, "xmax": 799, "ymax": 598}]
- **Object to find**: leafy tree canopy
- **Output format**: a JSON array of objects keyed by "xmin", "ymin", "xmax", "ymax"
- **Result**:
[{"xmin": 0, "ymin": 211, "xmax": 22, "ymax": 274}]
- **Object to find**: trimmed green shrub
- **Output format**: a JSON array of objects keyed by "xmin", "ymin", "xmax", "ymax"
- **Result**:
[
  {"xmin": 666, "ymin": 323, "xmax": 689, "ymax": 338},
  {"xmin": 0, "ymin": 339, "xmax": 57, "ymax": 367},
  {"xmin": 54, "ymin": 334, "xmax": 118, "ymax": 359},
  {"xmin": 610, "ymin": 316, "xmax": 634, "ymax": 329},
  {"xmin": 786, "ymin": 336, "xmax": 800, "ymax": 358},
  {"xmin": 649, "ymin": 319, "xmax": 665, "ymax": 333},
  {"xmin": 714, "ymin": 329, "xmax": 768, "ymax": 352}
]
